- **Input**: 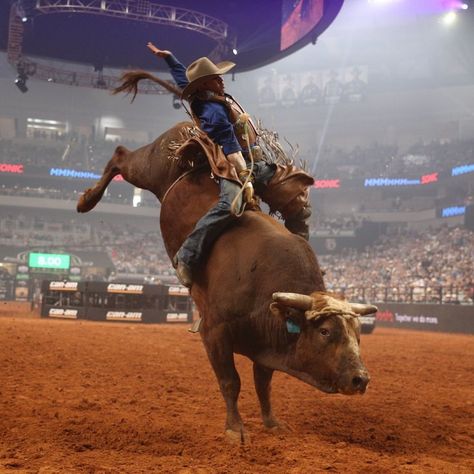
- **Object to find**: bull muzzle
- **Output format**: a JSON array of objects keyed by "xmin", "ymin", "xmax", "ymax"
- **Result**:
[{"xmin": 339, "ymin": 369, "xmax": 370, "ymax": 395}]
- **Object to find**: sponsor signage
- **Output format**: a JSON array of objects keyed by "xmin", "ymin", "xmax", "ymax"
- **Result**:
[
  {"xmin": 364, "ymin": 177, "xmax": 421, "ymax": 187},
  {"xmin": 314, "ymin": 179, "xmax": 340, "ymax": 189},
  {"xmin": 375, "ymin": 304, "xmax": 474, "ymax": 334},
  {"xmin": 420, "ymin": 172, "xmax": 438, "ymax": 184},
  {"xmin": 29, "ymin": 252, "xmax": 70, "ymax": 270},
  {"xmin": 168, "ymin": 286, "xmax": 189, "ymax": 296},
  {"xmin": 376, "ymin": 310, "xmax": 439, "ymax": 326},
  {"xmin": 0, "ymin": 163, "xmax": 24, "ymax": 174},
  {"xmin": 49, "ymin": 168, "xmax": 126, "ymax": 181},
  {"xmin": 441, "ymin": 206, "xmax": 465, "ymax": 217},
  {"xmin": 364, "ymin": 172, "xmax": 438, "ymax": 187},
  {"xmin": 106, "ymin": 311, "xmax": 143, "ymax": 321},
  {"xmin": 48, "ymin": 308, "xmax": 78, "ymax": 319},
  {"xmin": 49, "ymin": 281, "xmax": 78, "ymax": 291},
  {"xmin": 106, "ymin": 284, "xmax": 143, "ymax": 294},
  {"xmin": 49, "ymin": 168, "xmax": 101, "ymax": 179},
  {"xmin": 451, "ymin": 163, "xmax": 474, "ymax": 176},
  {"xmin": 359, "ymin": 315, "xmax": 376, "ymax": 326},
  {"xmin": 166, "ymin": 312, "xmax": 189, "ymax": 322}
]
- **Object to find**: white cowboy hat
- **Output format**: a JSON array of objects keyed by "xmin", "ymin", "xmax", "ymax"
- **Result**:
[{"xmin": 181, "ymin": 56, "xmax": 235, "ymax": 99}]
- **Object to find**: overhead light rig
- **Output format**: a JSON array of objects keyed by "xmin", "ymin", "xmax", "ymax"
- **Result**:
[{"xmin": 7, "ymin": 0, "xmax": 235, "ymax": 94}]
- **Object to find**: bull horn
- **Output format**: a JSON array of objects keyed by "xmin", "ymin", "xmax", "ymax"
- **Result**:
[
  {"xmin": 272, "ymin": 292, "xmax": 313, "ymax": 311},
  {"xmin": 349, "ymin": 303, "xmax": 378, "ymax": 315}
]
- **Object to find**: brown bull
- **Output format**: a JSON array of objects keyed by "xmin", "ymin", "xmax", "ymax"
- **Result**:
[{"xmin": 77, "ymin": 123, "xmax": 376, "ymax": 443}]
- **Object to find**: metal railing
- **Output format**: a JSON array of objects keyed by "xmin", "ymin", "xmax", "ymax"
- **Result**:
[{"xmin": 329, "ymin": 286, "xmax": 473, "ymax": 305}]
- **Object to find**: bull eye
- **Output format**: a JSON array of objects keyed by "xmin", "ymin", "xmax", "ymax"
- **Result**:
[{"xmin": 320, "ymin": 328, "xmax": 330, "ymax": 337}]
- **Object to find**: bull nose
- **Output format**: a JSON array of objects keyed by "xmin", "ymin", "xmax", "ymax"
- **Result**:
[{"xmin": 351, "ymin": 372, "xmax": 370, "ymax": 393}]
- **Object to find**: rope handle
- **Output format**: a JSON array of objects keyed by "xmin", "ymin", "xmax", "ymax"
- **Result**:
[{"xmin": 231, "ymin": 119, "xmax": 255, "ymax": 217}]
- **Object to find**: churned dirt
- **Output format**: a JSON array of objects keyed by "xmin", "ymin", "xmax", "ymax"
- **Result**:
[{"xmin": 0, "ymin": 307, "xmax": 473, "ymax": 473}]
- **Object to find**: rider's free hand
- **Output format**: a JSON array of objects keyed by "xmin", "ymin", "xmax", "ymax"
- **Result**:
[{"xmin": 147, "ymin": 42, "xmax": 171, "ymax": 58}]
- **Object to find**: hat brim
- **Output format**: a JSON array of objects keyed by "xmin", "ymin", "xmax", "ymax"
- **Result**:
[{"xmin": 181, "ymin": 61, "xmax": 235, "ymax": 99}]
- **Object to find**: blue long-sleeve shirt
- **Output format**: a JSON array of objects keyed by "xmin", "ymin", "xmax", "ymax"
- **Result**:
[{"xmin": 165, "ymin": 54, "xmax": 242, "ymax": 155}]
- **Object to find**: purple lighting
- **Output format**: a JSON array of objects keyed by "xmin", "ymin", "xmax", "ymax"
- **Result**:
[
  {"xmin": 367, "ymin": 0, "xmax": 468, "ymax": 14},
  {"xmin": 450, "ymin": 1, "xmax": 469, "ymax": 9}
]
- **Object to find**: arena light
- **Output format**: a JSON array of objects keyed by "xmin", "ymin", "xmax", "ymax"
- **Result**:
[
  {"xmin": 172, "ymin": 94, "xmax": 181, "ymax": 109},
  {"xmin": 367, "ymin": 0, "xmax": 401, "ymax": 5},
  {"xmin": 14, "ymin": 74, "xmax": 28, "ymax": 93},
  {"xmin": 441, "ymin": 11, "xmax": 458, "ymax": 25},
  {"xmin": 232, "ymin": 48, "xmax": 238, "ymax": 55},
  {"xmin": 451, "ymin": 1, "xmax": 469, "ymax": 10}
]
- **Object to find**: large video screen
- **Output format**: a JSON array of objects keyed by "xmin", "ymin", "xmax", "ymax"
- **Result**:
[
  {"xmin": 29, "ymin": 252, "xmax": 71, "ymax": 270},
  {"xmin": 281, "ymin": 0, "xmax": 324, "ymax": 51}
]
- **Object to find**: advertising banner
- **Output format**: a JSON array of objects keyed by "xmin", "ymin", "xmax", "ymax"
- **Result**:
[{"xmin": 376, "ymin": 303, "xmax": 474, "ymax": 334}]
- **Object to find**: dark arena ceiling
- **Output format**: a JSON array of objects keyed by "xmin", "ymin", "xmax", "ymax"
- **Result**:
[{"xmin": 0, "ymin": 0, "xmax": 344, "ymax": 72}]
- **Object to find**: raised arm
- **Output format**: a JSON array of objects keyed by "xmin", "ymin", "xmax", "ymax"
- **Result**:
[{"xmin": 147, "ymin": 42, "xmax": 188, "ymax": 89}]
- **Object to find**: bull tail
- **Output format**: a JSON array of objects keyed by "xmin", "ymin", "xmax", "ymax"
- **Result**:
[
  {"xmin": 76, "ymin": 146, "xmax": 129, "ymax": 213},
  {"xmin": 112, "ymin": 70, "xmax": 182, "ymax": 102}
]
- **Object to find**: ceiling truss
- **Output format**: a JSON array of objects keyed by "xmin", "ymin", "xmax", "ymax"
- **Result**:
[{"xmin": 8, "ymin": 0, "xmax": 233, "ymax": 94}]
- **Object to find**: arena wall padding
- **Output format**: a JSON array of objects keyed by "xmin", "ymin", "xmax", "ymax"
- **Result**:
[
  {"xmin": 375, "ymin": 303, "xmax": 474, "ymax": 334},
  {"xmin": 40, "ymin": 280, "xmax": 193, "ymax": 324}
]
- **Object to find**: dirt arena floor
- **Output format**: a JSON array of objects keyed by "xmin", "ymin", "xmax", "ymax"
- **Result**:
[{"xmin": 0, "ymin": 306, "xmax": 473, "ymax": 473}]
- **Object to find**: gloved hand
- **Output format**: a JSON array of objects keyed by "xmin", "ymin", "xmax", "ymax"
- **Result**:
[
  {"xmin": 226, "ymin": 151, "xmax": 247, "ymax": 172},
  {"xmin": 238, "ymin": 169, "xmax": 254, "ymax": 203}
]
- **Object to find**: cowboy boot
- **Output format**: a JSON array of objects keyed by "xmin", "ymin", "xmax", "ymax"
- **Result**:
[{"xmin": 173, "ymin": 254, "xmax": 193, "ymax": 288}]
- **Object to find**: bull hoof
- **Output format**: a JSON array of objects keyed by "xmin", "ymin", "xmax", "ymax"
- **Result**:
[
  {"xmin": 264, "ymin": 418, "xmax": 292, "ymax": 432},
  {"xmin": 76, "ymin": 190, "xmax": 95, "ymax": 213},
  {"xmin": 225, "ymin": 428, "xmax": 250, "ymax": 444}
]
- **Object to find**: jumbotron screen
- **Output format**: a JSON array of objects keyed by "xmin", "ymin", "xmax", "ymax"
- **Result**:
[
  {"xmin": 28, "ymin": 252, "xmax": 71, "ymax": 270},
  {"xmin": 281, "ymin": 0, "xmax": 324, "ymax": 51}
]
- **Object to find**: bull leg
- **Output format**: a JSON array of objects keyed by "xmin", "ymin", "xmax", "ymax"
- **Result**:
[
  {"xmin": 253, "ymin": 363, "xmax": 287, "ymax": 430},
  {"xmin": 201, "ymin": 327, "xmax": 247, "ymax": 443},
  {"xmin": 76, "ymin": 146, "xmax": 128, "ymax": 213}
]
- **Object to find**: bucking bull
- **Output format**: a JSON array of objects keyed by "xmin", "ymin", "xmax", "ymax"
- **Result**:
[{"xmin": 77, "ymin": 118, "xmax": 377, "ymax": 442}]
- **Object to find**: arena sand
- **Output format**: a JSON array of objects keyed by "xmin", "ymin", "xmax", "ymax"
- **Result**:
[{"xmin": 0, "ymin": 307, "xmax": 472, "ymax": 473}]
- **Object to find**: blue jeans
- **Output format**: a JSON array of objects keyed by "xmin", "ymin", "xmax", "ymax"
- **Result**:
[
  {"xmin": 177, "ymin": 162, "xmax": 276, "ymax": 269},
  {"xmin": 177, "ymin": 178, "xmax": 242, "ymax": 268}
]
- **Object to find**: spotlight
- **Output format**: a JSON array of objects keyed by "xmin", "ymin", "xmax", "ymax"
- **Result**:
[
  {"xmin": 172, "ymin": 95, "xmax": 182, "ymax": 109},
  {"xmin": 232, "ymin": 48, "xmax": 238, "ymax": 55},
  {"xmin": 14, "ymin": 74, "xmax": 28, "ymax": 93},
  {"xmin": 21, "ymin": 16, "xmax": 28, "ymax": 23},
  {"xmin": 460, "ymin": 3, "xmax": 468, "ymax": 10},
  {"xmin": 441, "ymin": 11, "xmax": 458, "ymax": 25}
]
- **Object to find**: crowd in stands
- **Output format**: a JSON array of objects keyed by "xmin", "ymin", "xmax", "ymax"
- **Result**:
[
  {"xmin": 319, "ymin": 225, "xmax": 474, "ymax": 304},
  {"xmin": 1, "ymin": 135, "xmax": 473, "ymax": 182},
  {"xmin": 311, "ymin": 138, "xmax": 474, "ymax": 180},
  {"xmin": 95, "ymin": 223, "xmax": 174, "ymax": 278},
  {"xmin": 0, "ymin": 212, "xmax": 472, "ymax": 303},
  {"xmin": 0, "ymin": 135, "xmax": 145, "ymax": 172},
  {"xmin": 0, "ymin": 185, "xmax": 136, "ymax": 206},
  {"xmin": 309, "ymin": 215, "xmax": 363, "ymax": 236}
]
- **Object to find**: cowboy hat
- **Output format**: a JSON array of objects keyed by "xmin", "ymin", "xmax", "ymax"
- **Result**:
[{"xmin": 181, "ymin": 57, "xmax": 235, "ymax": 99}]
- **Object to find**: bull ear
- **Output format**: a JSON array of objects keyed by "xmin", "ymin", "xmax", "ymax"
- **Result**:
[
  {"xmin": 349, "ymin": 302, "xmax": 378, "ymax": 315},
  {"xmin": 270, "ymin": 302, "xmax": 303, "ymax": 319},
  {"xmin": 272, "ymin": 292, "xmax": 313, "ymax": 311},
  {"xmin": 270, "ymin": 302, "xmax": 286, "ymax": 319}
]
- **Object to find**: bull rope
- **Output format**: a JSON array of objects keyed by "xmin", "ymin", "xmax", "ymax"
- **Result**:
[
  {"xmin": 160, "ymin": 163, "xmax": 209, "ymax": 206},
  {"xmin": 230, "ymin": 120, "xmax": 255, "ymax": 217}
]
